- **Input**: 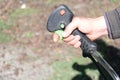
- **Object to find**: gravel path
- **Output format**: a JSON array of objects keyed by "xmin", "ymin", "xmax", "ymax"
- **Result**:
[{"xmin": 0, "ymin": 44, "xmax": 53, "ymax": 80}]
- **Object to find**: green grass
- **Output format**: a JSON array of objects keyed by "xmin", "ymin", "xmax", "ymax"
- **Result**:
[
  {"xmin": 46, "ymin": 0, "xmax": 56, "ymax": 5},
  {"xmin": 0, "ymin": 20, "xmax": 12, "ymax": 43},
  {"xmin": 0, "ymin": 33, "xmax": 12, "ymax": 43},
  {"xmin": 110, "ymin": 0, "xmax": 118, "ymax": 2},
  {"xmin": 10, "ymin": 8, "xmax": 38, "ymax": 19},
  {"xmin": 0, "ymin": 8, "xmax": 38, "ymax": 43},
  {"xmin": 0, "ymin": 0, "xmax": 4, "ymax": 2},
  {"xmin": 50, "ymin": 56, "xmax": 100, "ymax": 80},
  {"xmin": 24, "ymin": 31, "xmax": 34, "ymax": 38},
  {"xmin": 0, "ymin": 20, "xmax": 11, "ymax": 30},
  {"xmin": 46, "ymin": 0, "xmax": 61, "ymax": 5}
]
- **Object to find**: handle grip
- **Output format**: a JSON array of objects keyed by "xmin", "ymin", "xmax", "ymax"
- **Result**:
[
  {"xmin": 47, "ymin": 4, "xmax": 97, "ymax": 56},
  {"xmin": 72, "ymin": 29, "xmax": 97, "ymax": 56}
]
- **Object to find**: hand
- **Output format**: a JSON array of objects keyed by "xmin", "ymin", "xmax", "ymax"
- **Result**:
[{"xmin": 53, "ymin": 16, "xmax": 108, "ymax": 48}]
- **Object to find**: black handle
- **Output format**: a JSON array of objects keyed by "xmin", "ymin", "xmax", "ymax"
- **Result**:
[
  {"xmin": 72, "ymin": 29, "xmax": 97, "ymax": 57},
  {"xmin": 47, "ymin": 4, "xmax": 97, "ymax": 57}
]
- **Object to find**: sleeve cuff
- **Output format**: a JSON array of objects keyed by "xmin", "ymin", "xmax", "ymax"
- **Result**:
[
  {"xmin": 104, "ymin": 13, "xmax": 113, "ymax": 39},
  {"xmin": 104, "ymin": 8, "xmax": 120, "ymax": 39}
]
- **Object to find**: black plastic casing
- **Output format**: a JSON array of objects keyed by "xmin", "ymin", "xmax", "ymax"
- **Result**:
[{"xmin": 47, "ymin": 4, "xmax": 73, "ymax": 32}]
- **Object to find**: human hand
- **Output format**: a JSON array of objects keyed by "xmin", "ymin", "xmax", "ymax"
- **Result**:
[{"xmin": 53, "ymin": 16, "xmax": 108, "ymax": 48}]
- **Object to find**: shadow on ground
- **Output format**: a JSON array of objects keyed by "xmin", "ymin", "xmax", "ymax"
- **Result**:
[
  {"xmin": 72, "ymin": 39, "xmax": 120, "ymax": 80},
  {"xmin": 72, "ymin": 62, "xmax": 95, "ymax": 80}
]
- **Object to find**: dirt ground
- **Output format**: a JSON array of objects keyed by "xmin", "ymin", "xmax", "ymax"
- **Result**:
[{"xmin": 0, "ymin": 0, "xmax": 120, "ymax": 80}]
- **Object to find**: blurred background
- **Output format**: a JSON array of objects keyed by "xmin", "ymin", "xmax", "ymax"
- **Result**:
[{"xmin": 0, "ymin": 0, "xmax": 120, "ymax": 80}]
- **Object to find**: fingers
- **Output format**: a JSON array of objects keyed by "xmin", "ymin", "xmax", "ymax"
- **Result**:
[
  {"xmin": 53, "ymin": 33, "xmax": 59, "ymax": 42},
  {"xmin": 53, "ymin": 17, "xmax": 81, "ymax": 48},
  {"xmin": 62, "ymin": 17, "xmax": 79, "ymax": 37},
  {"xmin": 63, "ymin": 35, "xmax": 74, "ymax": 42},
  {"xmin": 53, "ymin": 33, "xmax": 81, "ymax": 48},
  {"xmin": 64, "ymin": 35, "xmax": 80, "ymax": 45},
  {"xmin": 74, "ymin": 42, "xmax": 81, "ymax": 48},
  {"xmin": 63, "ymin": 35, "xmax": 81, "ymax": 48}
]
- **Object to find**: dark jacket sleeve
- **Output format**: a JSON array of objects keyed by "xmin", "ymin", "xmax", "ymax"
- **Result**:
[{"xmin": 104, "ymin": 7, "xmax": 120, "ymax": 39}]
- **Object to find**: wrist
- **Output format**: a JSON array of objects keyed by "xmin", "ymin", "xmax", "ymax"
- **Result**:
[{"xmin": 92, "ymin": 16, "xmax": 108, "ymax": 37}]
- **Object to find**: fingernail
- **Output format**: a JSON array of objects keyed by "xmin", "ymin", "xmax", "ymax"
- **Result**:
[
  {"xmin": 53, "ymin": 38, "xmax": 57, "ymax": 42},
  {"xmin": 62, "ymin": 32, "xmax": 67, "ymax": 37}
]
